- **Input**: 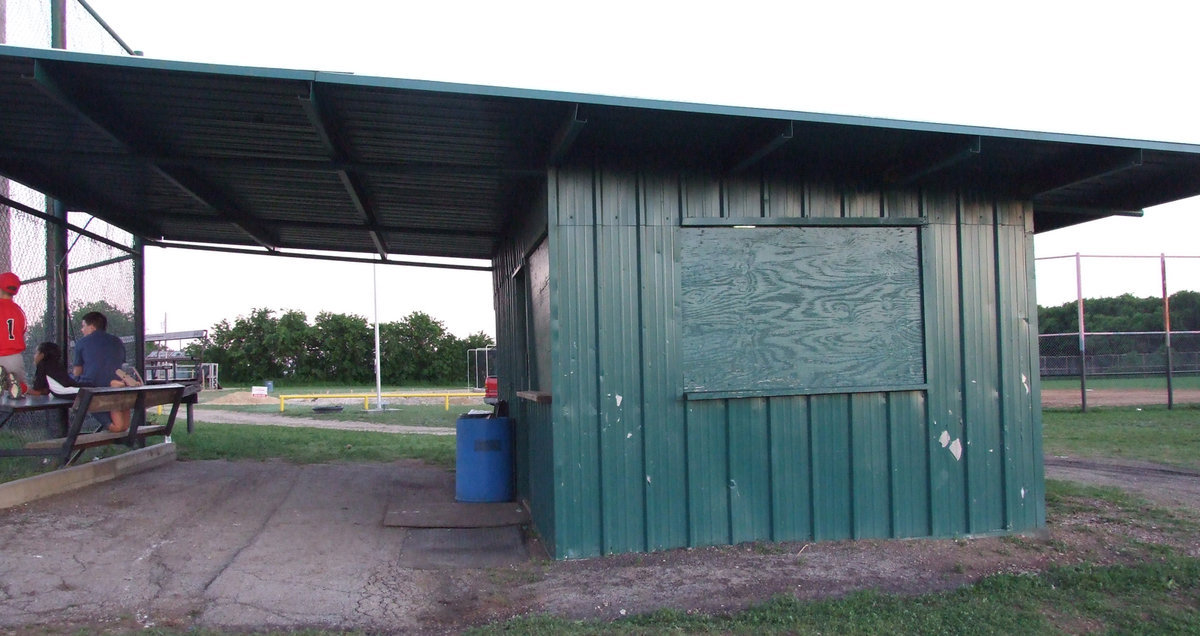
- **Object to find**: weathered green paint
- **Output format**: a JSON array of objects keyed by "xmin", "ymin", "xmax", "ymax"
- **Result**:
[
  {"xmin": 493, "ymin": 181, "xmax": 554, "ymax": 553},
  {"xmin": 767, "ymin": 395, "xmax": 812, "ymax": 541},
  {"xmin": 499, "ymin": 165, "xmax": 1045, "ymax": 559},
  {"xmin": 960, "ymin": 194, "xmax": 1005, "ymax": 533},
  {"xmin": 686, "ymin": 400, "xmax": 730, "ymax": 547},
  {"xmin": 851, "ymin": 392, "xmax": 890, "ymax": 539},
  {"xmin": 728, "ymin": 398, "xmax": 772, "ymax": 543},
  {"xmin": 811, "ymin": 394, "xmax": 853, "ymax": 540},
  {"xmin": 888, "ymin": 391, "xmax": 931, "ymax": 538},
  {"xmin": 924, "ymin": 193, "xmax": 968, "ymax": 536}
]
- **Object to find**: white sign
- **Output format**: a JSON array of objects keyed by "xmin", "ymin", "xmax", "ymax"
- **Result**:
[{"xmin": 251, "ymin": 385, "xmax": 269, "ymax": 397}]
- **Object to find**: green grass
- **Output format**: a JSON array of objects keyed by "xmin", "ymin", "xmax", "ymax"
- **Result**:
[
  {"xmin": 1040, "ymin": 374, "xmax": 1200, "ymax": 391},
  {"xmin": 1042, "ymin": 404, "xmax": 1200, "ymax": 469},
  {"xmin": 199, "ymin": 402, "xmax": 476, "ymax": 427},
  {"xmin": 174, "ymin": 422, "xmax": 455, "ymax": 467},
  {"xmin": 471, "ymin": 557, "xmax": 1200, "ymax": 635}
]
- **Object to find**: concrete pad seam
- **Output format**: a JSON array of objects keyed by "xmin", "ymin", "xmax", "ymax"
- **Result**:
[{"xmin": 199, "ymin": 466, "xmax": 303, "ymax": 596}]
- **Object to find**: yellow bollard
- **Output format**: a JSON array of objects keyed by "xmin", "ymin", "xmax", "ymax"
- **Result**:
[
  {"xmin": 280, "ymin": 397, "xmax": 285, "ymax": 412},
  {"xmin": 364, "ymin": 396, "xmax": 369, "ymax": 410}
]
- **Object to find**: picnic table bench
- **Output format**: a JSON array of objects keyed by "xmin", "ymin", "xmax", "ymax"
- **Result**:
[{"xmin": 12, "ymin": 383, "xmax": 193, "ymax": 467}]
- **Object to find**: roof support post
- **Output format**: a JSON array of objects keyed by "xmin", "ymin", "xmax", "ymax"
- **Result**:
[
  {"xmin": 299, "ymin": 82, "xmax": 389, "ymax": 259},
  {"xmin": 27, "ymin": 60, "xmax": 278, "ymax": 249}
]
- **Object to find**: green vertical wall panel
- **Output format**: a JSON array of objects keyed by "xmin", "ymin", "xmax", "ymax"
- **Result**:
[
  {"xmin": 850, "ymin": 392, "xmax": 891, "ymax": 539},
  {"xmin": 550, "ymin": 222, "xmax": 603, "ymax": 558},
  {"xmin": 725, "ymin": 176, "xmax": 761, "ymax": 217},
  {"xmin": 765, "ymin": 178, "xmax": 804, "ymax": 218},
  {"xmin": 596, "ymin": 169, "xmax": 646, "ymax": 553},
  {"xmin": 686, "ymin": 400, "xmax": 731, "ymax": 546},
  {"xmin": 884, "ymin": 190, "xmax": 921, "ymax": 219},
  {"xmin": 810, "ymin": 394, "xmax": 852, "ymax": 540},
  {"xmin": 683, "ymin": 174, "xmax": 721, "ymax": 219},
  {"xmin": 888, "ymin": 391, "xmax": 931, "ymax": 537},
  {"xmin": 844, "ymin": 187, "xmax": 880, "ymax": 218},
  {"xmin": 728, "ymin": 398, "xmax": 772, "ymax": 542},
  {"xmin": 495, "ymin": 180, "xmax": 553, "ymax": 553},
  {"xmin": 522, "ymin": 400, "xmax": 555, "ymax": 543},
  {"xmin": 639, "ymin": 175, "xmax": 688, "ymax": 549},
  {"xmin": 997, "ymin": 202, "xmax": 1044, "ymax": 531},
  {"xmin": 1023, "ymin": 209, "xmax": 1047, "ymax": 529},
  {"xmin": 959, "ymin": 195, "xmax": 1005, "ymax": 533},
  {"xmin": 536, "ymin": 164, "xmax": 1046, "ymax": 558},
  {"xmin": 768, "ymin": 395, "xmax": 812, "ymax": 541},
  {"xmin": 557, "ymin": 165, "xmax": 595, "ymax": 226},
  {"xmin": 807, "ymin": 181, "xmax": 842, "ymax": 218},
  {"xmin": 924, "ymin": 192, "xmax": 966, "ymax": 536}
]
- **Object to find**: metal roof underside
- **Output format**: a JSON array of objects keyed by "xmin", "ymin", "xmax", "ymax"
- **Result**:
[{"xmin": 3, "ymin": 45, "xmax": 1200, "ymax": 262}]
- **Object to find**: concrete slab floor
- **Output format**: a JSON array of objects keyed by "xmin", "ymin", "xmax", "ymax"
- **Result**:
[{"xmin": 0, "ymin": 458, "xmax": 534, "ymax": 633}]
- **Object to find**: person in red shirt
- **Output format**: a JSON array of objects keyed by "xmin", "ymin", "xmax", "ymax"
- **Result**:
[{"xmin": 0, "ymin": 272, "xmax": 28, "ymax": 397}]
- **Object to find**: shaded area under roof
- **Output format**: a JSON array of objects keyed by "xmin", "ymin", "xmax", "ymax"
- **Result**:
[{"xmin": 3, "ymin": 44, "xmax": 1200, "ymax": 262}]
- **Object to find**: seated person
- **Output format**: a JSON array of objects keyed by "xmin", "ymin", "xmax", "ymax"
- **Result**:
[
  {"xmin": 34, "ymin": 336, "xmax": 143, "ymax": 432},
  {"xmin": 27, "ymin": 341, "xmax": 77, "ymax": 396}
]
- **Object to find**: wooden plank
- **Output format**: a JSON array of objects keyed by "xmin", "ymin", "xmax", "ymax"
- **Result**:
[
  {"xmin": 25, "ymin": 425, "xmax": 167, "ymax": 450},
  {"xmin": 680, "ymin": 226, "xmax": 924, "ymax": 394},
  {"xmin": 515, "ymin": 391, "xmax": 552, "ymax": 404}
]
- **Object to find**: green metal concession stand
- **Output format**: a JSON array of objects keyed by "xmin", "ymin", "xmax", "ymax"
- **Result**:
[{"xmin": 4, "ymin": 46, "xmax": 1200, "ymax": 559}]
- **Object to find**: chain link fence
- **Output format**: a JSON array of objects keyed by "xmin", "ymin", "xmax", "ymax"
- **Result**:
[
  {"xmin": 1036, "ymin": 254, "xmax": 1200, "ymax": 410},
  {"xmin": 1, "ymin": 0, "xmax": 140, "ymax": 479}
]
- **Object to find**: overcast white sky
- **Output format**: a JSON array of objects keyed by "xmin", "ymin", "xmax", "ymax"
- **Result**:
[{"xmin": 71, "ymin": 1, "xmax": 1200, "ymax": 332}]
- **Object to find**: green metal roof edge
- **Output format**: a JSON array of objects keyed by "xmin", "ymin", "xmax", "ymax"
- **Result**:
[{"xmin": 6, "ymin": 43, "xmax": 1200, "ymax": 156}]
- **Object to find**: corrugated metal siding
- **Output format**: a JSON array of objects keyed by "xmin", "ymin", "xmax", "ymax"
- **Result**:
[
  {"xmin": 924, "ymin": 192, "xmax": 968, "ymax": 536},
  {"xmin": 544, "ymin": 165, "xmax": 1044, "ymax": 558},
  {"xmin": 639, "ymin": 174, "xmax": 688, "ymax": 550},
  {"xmin": 492, "ymin": 180, "xmax": 554, "ymax": 553}
]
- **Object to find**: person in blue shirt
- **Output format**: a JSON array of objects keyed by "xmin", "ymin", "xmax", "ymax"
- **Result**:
[{"xmin": 73, "ymin": 311, "xmax": 133, "ymax": 432}]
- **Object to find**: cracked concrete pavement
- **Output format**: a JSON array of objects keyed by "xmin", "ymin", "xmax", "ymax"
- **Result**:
[{"xmin": 0, "ymin": 458, "xmax": 524, "ymax": 633}]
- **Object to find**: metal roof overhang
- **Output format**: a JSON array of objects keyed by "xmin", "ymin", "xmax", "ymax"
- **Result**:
[{"xmin": 3, "ymin": 45, "xmax": 1200, "ymax": 264}]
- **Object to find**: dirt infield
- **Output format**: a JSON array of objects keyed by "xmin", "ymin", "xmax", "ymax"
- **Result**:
[{"xmin": 1041, "ymin": 388, "xmax": 1200, "ymax": 408}]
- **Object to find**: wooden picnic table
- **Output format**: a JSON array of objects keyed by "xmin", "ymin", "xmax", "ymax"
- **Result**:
[{"xmin": 1, "ymin": 384, "xmax": 189, "ymax": 467}]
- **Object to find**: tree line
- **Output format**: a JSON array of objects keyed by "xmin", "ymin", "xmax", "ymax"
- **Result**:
[
  {"xmin": 1038, "ymin": 290, "xmax": 1200, "ymax": 334},
  {"xmin": 191, "ymin": 309, "xmax": 493, "ymax": 385}
]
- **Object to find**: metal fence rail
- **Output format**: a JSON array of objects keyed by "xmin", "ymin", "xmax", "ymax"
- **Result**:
[
  {"xmin": 278, "ymin": 391, "xmax": 485, "ymax": 412},
  {"xmin": 1036, "ymin": 252, "xmax": 1199, "ymax": 410}
]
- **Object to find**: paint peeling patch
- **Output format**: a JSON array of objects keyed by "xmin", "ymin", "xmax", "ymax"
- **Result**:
[
  {"xmin": 646, "ymin": 475, "xmax": 652, "ymax": 484},
  {"xmin": 615, "ymin": 394, "xmax": 623, "ymax": 407},
  {"xmin": 626, "ymin": 432, "xmax": 633, "ymax": 439},
  {"xmin": 939, "ymin": 431, "xmax": 951, "ymax": 448},
  {"xmin": 949, "ymin": 438, "xmax": 963, "ymax": 461},
  {"xmin": 1021, "ymin": 487, "xmax": 1026, "ymax": 499},
  {"xmin": 1022, "ymin": 373, "xmax": 1030, "ymax": 394}
]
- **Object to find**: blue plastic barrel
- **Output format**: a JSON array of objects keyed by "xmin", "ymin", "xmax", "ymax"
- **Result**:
[{"xmin": 455, "ymin": 415, "xmax": 513, "ymax": 502}]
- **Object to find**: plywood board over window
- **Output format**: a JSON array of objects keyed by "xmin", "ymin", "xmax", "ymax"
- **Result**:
[{"xmin": 680, "ymin": 226, "xmax": 924, "ymax": 397}]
